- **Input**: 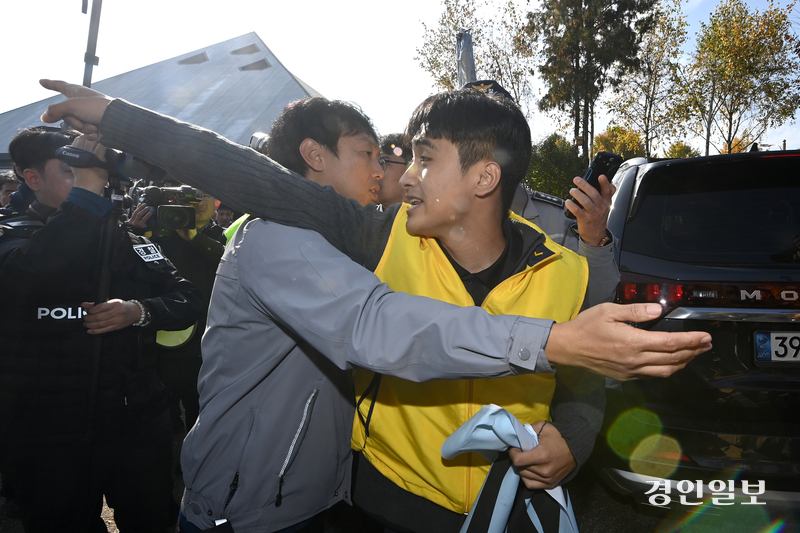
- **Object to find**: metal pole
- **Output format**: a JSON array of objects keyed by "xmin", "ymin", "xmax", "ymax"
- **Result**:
[
  {"xmin": 82, "ymin": 0, "xmax": 103, "ymax": 87},
  {"xmin": 456, "ymin": 29, "xmax": 476, "ymax": 88}
]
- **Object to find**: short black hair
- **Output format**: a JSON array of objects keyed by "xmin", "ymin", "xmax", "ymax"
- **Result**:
[
  {"xmin": 8, "ymin": 126, "xmax": 80, "ymax": 181},
  {"xmin": 405, "ymin": 89, "xmax": 531, "ymax": 214},
  {"xmin": 265, "ymin": 97, "xmax": 378, "ymax": 176},
  {"xmin": 380, "ymin": 133, "xmax": 411, "ymax": 162}
]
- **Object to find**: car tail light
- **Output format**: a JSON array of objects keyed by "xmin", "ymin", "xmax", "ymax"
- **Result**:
[
  {"xmin": 618, "ymin": 274, "xmax": 800, "ymax": 312},
  {"xmin": 617, "ymin": 274, "xmax": 720, "ymax": 313}
]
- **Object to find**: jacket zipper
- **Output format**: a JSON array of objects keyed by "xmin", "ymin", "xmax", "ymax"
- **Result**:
[
  {"xmin": 222, "ymin": 471, "xmax": 239, "ymax": 516},
  {"xmin": 276, "ymin": 389, "xmax": 318, "ymax": 507}
]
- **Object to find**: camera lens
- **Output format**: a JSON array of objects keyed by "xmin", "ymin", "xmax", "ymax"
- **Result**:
[
  {"xmin": 157, "ymin": 205, "xmax": 196, "ymax": 230},
  {"xmin": 162, "ymin": 209, "xmax": 190, "ymax": 228},
  {"xmin": 250, "ymin": 132, "xmax": 269, "ymax": 154}
]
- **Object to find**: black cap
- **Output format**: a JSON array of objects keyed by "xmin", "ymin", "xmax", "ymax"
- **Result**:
[{"xmin": 459, "ymin": 80, "xmax": 513, "ymax": 100}]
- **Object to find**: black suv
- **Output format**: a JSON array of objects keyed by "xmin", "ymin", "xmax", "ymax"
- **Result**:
[{"xmin": 593, "ymin": 152, "xmax": 800, "ymax": 517}]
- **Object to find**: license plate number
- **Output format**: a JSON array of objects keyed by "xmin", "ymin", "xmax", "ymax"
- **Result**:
[{"xmin": 755, "ymin": 332, "xmax": 800, "ymax": 361}]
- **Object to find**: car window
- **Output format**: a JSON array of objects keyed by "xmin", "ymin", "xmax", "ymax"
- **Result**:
[{"xmin": 622, "ymin": 156, "xmax": 800, "ymax": 265}]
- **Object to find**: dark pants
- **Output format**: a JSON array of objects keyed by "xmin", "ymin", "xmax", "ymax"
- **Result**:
[
  {"xmin": 158, "ymin": 355, "xmax": 202, "ymax": 432},
  {"xmin": 4, "ymin": 408, "xmax": 175, "ymax": 533}
]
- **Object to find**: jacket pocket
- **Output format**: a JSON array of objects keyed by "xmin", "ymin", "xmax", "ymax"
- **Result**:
[
  {"xmin": 275, "ymin": 388, "xmax": 319, "ymax": 507},
  {"xmin": 220, "ymin": 408, "xmax": 258, "ymax": 518}
]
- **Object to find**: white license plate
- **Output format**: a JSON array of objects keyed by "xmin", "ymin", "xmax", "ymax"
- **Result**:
[{"xmin": 755, "ymin": 332, "xmax": 800, "ymax": 361}]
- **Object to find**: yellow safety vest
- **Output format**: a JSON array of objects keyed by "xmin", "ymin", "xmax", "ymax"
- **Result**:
[{"xmin": 352, "ymin": 203, "xmax": 588, "ymax": 514}]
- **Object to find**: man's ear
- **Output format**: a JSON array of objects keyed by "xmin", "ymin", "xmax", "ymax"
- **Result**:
[
  {"xmin": 299, "ymin": 138, "xmax": 325, "ymax": 173},
  {"xmin": 23, "ymin": 168, "xmax": 43, "ymax": 191},
  {"xmin": 475, "ymin": 161, "xmax": 502, "ymax": 199}
]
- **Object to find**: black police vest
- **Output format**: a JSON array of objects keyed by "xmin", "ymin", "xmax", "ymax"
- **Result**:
[{"xmin": 0, "ymin": 219, "xmax": 166, "ymax": 446}]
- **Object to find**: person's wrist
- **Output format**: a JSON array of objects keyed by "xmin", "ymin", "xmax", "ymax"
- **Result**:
[
  {"xmin": 130, "ymin": 300, "xmax": 151, "ymax": 327},
  {"xmin": 543, "ymin": 322, "xmax": 566, "ymax": 366},
  {"xmin": 581, "ymin": 230, "xmax": 611, "ymax": 247}
]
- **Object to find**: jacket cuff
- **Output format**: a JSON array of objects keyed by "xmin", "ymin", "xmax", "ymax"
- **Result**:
[
  {"xmin": 550, "ymin": 418, "xmax": 598, "ymax": 484},
  {"xmin": 66, "ymin": 187, "xmax": 114, "ymax": 218},
  {"xmin": 508, "ymin": 317, "xmax": 555, "ymax": 374},
  {"xmin": 577, "ymin": 230, "xmax": 615, "ymax": 264}
]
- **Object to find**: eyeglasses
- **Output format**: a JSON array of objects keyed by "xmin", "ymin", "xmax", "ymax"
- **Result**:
[{"xmin": 380, "ymin": 158, "xmax": 409, "ymax": 172}]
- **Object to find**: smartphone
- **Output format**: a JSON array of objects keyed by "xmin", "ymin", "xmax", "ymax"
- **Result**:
[{"xmin": 566, "ymin": 151, "xmax": 623, "ymax": 218}]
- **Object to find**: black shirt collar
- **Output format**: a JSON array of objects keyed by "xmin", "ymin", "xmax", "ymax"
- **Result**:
[{"xmin": 439, "ymin": 217, "xmax": 524, "ymax": 306}]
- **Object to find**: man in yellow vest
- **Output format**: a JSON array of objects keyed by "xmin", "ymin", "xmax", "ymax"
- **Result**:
[{"xmin": 344, "ymin": 89, "xmax": 600, "ymax": 531}]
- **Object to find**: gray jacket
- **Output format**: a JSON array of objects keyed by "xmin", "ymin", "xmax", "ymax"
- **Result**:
[{"xmin": 178, "ymin": 220, "xmax": 561, "ymax": 531}]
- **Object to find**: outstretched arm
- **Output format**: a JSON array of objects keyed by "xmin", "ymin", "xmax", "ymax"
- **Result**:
[
  {"xmin": 40, "ymin": 79, "xmax": 393, "ymax": 270},
  {"xmin": 40, "ymin": 79, "xmax": 713, "ymax": 380}
]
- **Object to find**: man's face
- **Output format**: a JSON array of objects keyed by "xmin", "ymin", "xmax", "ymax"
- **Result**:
[
  {"xmin": 216, "ymin": 208, "xmax": 234, "ymax": 228},
  {"xmin": 0, "ymin": 181, "xmax": 18, "ymax": 207},
  {"xmin": 194, "ymin": 194, "xmax": 216, "ymax": 228},
  {"xmin": 29, "ymin": 159, "xmax": 75, "ymax": 208},
  {"xmin": 376, "ymin": 151, "xmax": 408, "ymax": 206},
  {"xmin": 400, "ymin": 137, "xmax": 474, "ymax": 239},
  {"xmin": 316, "ymin": 133, "xmax": 384, "ymax": 206}
]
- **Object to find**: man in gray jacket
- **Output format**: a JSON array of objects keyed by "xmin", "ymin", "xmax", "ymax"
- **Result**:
[{"xmin": 39, "ymin": 79, "xmax": 713, "ymax": 533}]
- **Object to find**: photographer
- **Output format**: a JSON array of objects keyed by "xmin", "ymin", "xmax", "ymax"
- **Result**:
[
  {"xmin": 0, "ymin": 130, "xmax": 202, "ymax": 533},
  {"xmin": 129, "ymin": 186, "xmax": 226, "ymax": 434}
]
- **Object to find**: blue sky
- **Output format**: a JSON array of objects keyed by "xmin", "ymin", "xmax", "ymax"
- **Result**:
[{"xmin": 2, "ymin": 0, "xmax": 796, "ymax": 152}]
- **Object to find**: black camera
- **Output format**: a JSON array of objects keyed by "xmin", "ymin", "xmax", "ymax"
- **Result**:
[
  {"xmin": 55, "ymin": 145, "xmax": 197, "ymax": 232},
  {"xmin": 55, "ymin": 145, "xmax": 167, "ymax": 211},
  {"xmin": 137, "ymin": 185, "xmax": 204, "ymax": 232},
  {"xmin": 56, "ymin": 145, "xmax": 166, "ymax": 184}
]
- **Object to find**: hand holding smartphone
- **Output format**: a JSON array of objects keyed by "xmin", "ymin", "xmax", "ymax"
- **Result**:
[{"xmin": 566, "ymin": 151, "xmax": 623, "ymax": 219}]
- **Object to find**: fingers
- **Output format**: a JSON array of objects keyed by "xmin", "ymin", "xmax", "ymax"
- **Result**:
[
  {"xmin": 509, "ymin": 446, "xmax": 543, "ymax": 468},
  {"xmin": 82, "ymin": 299, "xmax": 138, "ymax": 334},
  {"xmin": 570, "ymin": 176, "xmax": 602, "ymax": 209},
  {"xmin": 509, "ymin": 447, "xmax": 552, "ymax": 489},
  {"xmin": 608, "ymin": 327, "xmax": 712, "ymax": 380},
  {"xmin": 130, "ymin": 204, "xmax": 152, "ymax": 228},
  {"xmin": 71, "ymin": 135, "xmax": 106, "ymax": 160},
  {"xmin": 630, "ymin": 328, "xmax": 713, "ymax": 356},
  {"xmin": 546, "ymin": 303, "xmax": 713, "ymax": 380},
  {"xmin": 625, "ymin": 332, "xmax": 713, "ymax": 375},
  {"xmin": 41, "ymin": 98, "xmax": 108, "ymax": 132},
  {"xmin": 39, "ymin": 79, "xmax": 104, "ymax": 98},
  {"xmin": 599, "ymin": 174, "xmax": 617, "ymax": 200},
  {"xmin": 508, "ymin": 421, "xmax": 576, "ymax": 490},
  {"xmin": 615, "ymin": 302, "xmax": 664, "ymax": 323},
  {"xmin": 568, "ymin": 175, "xmax": 613, "ymax": 245}
]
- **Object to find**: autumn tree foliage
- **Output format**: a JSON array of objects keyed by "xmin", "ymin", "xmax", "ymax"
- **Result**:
[
  {"xmin": 525, "ymin": 133, "xmax": 586, "ymax": 197},
  {"xmin": 664, "ymin": 141, "xmax": 701, "ymax": 158},
  {"xmin": 676, "ymin": 0, "xmax": 800, "ymax": 155},
  {"xmin": 527, "ymin": 0, "xmax": 656, "ymax": 160},
  {"xmin": 605, "ymin": 0, "xmax": 687, "ymax": 157},
  {"xmin": 594, "ymin": 126, "xmax": 647, "ymax": 160},
  {"xmin": 415, "ymin": 0, "xmax": 536, "ymax": 114}
]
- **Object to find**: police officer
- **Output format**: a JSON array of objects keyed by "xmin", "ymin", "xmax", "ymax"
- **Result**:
[
  {"xmin": 129, "ymin": 189, "xmax": 226, "ymax": 435},
  {"xmin": 510, "ymin": 185, "xmax": 614, "ymax": 250},
  {"xmin": 0, "ymin": 129, "xmax": 202, "ymax": 532}
]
